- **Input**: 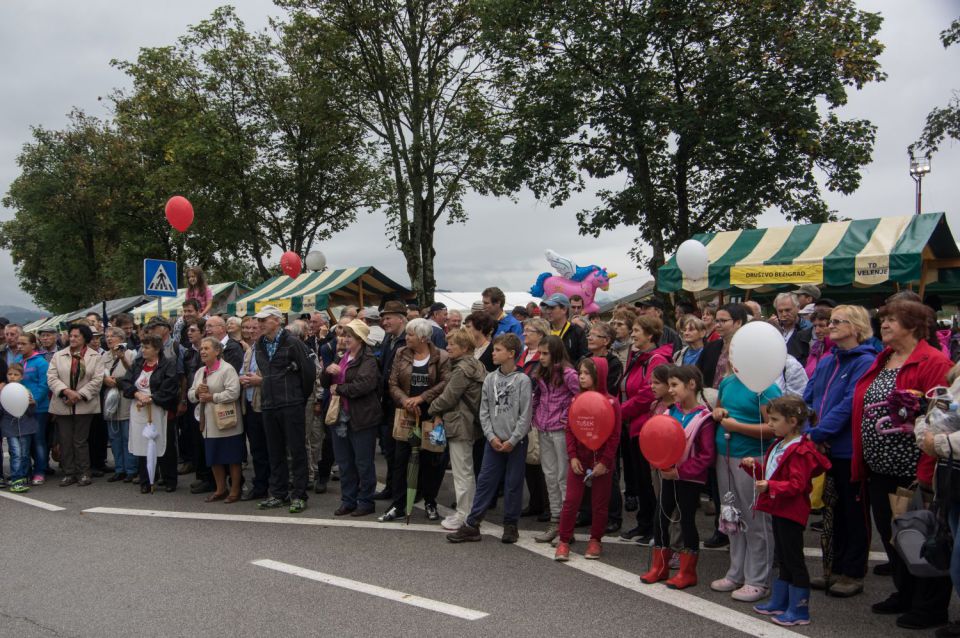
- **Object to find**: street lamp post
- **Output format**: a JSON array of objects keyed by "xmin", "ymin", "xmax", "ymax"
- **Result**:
[{"xmin": 909, "ymin": 151, "xmax": 931, "ymax": 215}]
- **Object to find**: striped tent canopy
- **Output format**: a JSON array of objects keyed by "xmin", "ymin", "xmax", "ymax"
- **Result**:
[
  {"xmin": 228, "ymin": 267, "xmax": 411, "ymax": 317},
  {"xmin": 131, "ymin": 281, "xmax": 247, "ymax": 322},
  {"xmin": 658, "ymin": 213, "xmax": 960, "ymax": 293}
]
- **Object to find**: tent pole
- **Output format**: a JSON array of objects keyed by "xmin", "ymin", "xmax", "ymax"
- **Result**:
[
  {"xmin": 744, "ymin": 289, "xmax": 752, "ymax": 301},
  {"xmin": 918, "ymin": 260, "xmax": 930, "ymax": 300},
  {"xmin": 359, "ymin": 279, "xmax": 365, "ymax": 308}
]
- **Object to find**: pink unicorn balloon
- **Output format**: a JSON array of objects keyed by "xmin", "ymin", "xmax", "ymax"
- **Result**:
[{"xmin": 530, "ymin": 250, "xmax": 617, "ymax": 314}]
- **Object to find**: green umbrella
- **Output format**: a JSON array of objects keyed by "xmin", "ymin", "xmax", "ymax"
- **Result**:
[{"xmin": 404, "ymin": 418, "xmax": 422, "ymax": 525}]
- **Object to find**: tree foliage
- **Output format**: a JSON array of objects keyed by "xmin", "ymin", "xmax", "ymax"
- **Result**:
[
  {"xmin": 912, "ymin": 18, "xmax": 960, "ymax": 155},
  {"xmin": 480, "ymin": 0, "xmax": 885, "ymax": 270},
  {"xmin": 280, "ymin": 0, "xmax": 506, "ymax": 305}
]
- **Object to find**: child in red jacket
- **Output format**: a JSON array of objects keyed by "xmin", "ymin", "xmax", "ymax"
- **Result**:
[
  {"xmin": 640, "ymin": 365, "xmax": 716, "ymax": 589},
  {"xmin": 741, "ymin": 396, "xmax": 830, "ymax": 626},
  {"xmin": 554, "ymin": 357, "xmax": 620, "ymax": 561}
]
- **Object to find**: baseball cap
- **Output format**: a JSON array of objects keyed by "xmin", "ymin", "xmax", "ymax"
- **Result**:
[
  {"xmin": 635, "ymin": 297, "xmax": 664, "ymax": 311},
  {"xmin": 363, "ymin": 306, "xmax": 381, "ymax": 322},
  {"xmin": 254, "ymin": 305, "xmax": 283, "ymax": 319},
  {"xmin": 540, "ymin": 293, "xmax": 570, "ymax": 308},
  {"xmin": 428, "ymin": 302, "xmax": 447, "ymax": 315},
  {"xmin": 792, "ymin": 284, "xmax": 821, "ymax": 301}
]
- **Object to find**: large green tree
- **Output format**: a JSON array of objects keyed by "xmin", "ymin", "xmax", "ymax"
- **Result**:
[
  {"xmin": 911, "ymin": 18, "xmax": 960, "ymax": 156},
  {"xmin": 481, "ymin": 0, "xmax": 885, "ymax": 272},
  {"xmin": 0, "ymin": 111, "xmax": 165, "ymax": 312},
  {"xmin": 281, "ymin": 0, "xmax": 506, "ymax": 305},
  {"xmin": 113, "ymin": 6, "xmax": 380, "ymax": 278}
]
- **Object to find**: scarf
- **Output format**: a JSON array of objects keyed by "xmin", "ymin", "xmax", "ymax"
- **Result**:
[{"xmin": 69, "ymin": 347, "xmax": 87, "ymax": 391}]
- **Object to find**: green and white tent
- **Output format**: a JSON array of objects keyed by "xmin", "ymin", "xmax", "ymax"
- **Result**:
[
  {"xmin": 658, "ymin": 213, "xmax": 960, "ymax": 294},
  {"xmin": 227, "ymin": 267, "xmax": 411, "ymax": 317},
  {"xmin": 131, "ymin": 281, "xmax": 249, "ymax": 322}
]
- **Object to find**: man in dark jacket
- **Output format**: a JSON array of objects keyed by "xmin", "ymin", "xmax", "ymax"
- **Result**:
[
  {"xmin": 635, "ymin": 298, "xmax": 682, "ymax": 355},
  {"xmin": 539, "ymin": 293, "xmax": 588, "ymax": 363},
  {"xmin": 253, "ymin": 306, "xmax": 317, "ymax": 514},
  {"xmin": 373, "ymin": 300, "xmax": 408, "ymax": 500}
]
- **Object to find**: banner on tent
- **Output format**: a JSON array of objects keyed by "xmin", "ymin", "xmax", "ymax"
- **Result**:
[
  {"xmin": 729, "ymin": 263, "xmax": 823, "ymax": 286},
  {"xmin": 255, "ymin": 299, "xmax": 292, "ymax": 313}
]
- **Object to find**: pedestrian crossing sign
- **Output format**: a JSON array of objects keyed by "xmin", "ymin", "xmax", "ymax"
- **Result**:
[{"xmin": 144, "ymin": 259, "xmax": 178, "ymax": 297}]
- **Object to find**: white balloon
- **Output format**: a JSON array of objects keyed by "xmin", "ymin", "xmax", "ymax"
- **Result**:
[
  {"xmin": 305, "ymin": 251, "xmax": 327, "ymax": 271},
  {"xmin": 729, "ymin": 321, "xmax": 787, "ymax": 393},
  {"xmin": 676, "ymin": 239, "xmax": 709, "ymax": 279},
  {"xmin": 1, "ymin": 382, "xmax": 31, "ymax": 418}
]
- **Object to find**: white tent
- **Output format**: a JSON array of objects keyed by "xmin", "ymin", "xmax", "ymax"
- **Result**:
[{"xmin": 433, "ymin": 291, "xmax": 541, "ymax": 312}]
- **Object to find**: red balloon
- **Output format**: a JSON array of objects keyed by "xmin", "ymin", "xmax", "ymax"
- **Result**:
[
  {"xmin": 568, "ymin": 391, "xmax": 615, "ymax": 451},
  {"xmin": 280, "ymin": 251, "xmax": 302, "ymax": 278},
  {"xmin": 639, "ymin": 415, "xmax": 686, "ymax": 470},
  {"xmin": 164, "ymin": 196, "xmax": 194, "ymax": 232}
]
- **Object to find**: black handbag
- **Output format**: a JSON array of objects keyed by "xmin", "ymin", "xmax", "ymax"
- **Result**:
[{"xmin": 924, "ymin": 439, "xmax": 959, "ymax": 572}]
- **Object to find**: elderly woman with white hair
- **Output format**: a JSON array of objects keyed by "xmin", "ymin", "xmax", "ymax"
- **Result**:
[
  {"xmin": 188, "ymin": 337, "xmax": 243, "ymax": 503},
  {"xmin": 380, "ymin": 318, "xmax": 452, "ymax": 522},
  {"xmin": 225, "ymin": 316, "xmax": 247, "ymax": 351}
]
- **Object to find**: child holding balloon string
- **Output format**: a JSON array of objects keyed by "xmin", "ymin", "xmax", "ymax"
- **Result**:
[
  {"xmin": 1, "ymin": 364, "xmax": 39, "ymax": 493},
  {"xmin": 554, "ymin": 356, "xmax": 620, "ymax": 561},
  {"xmin": 740, "ymin": 396, "xmax": 830, "ymax": 626},
  {"xmin": 647, "ymin": 364, "xmax": 684, "ymax": 563},
  {"xmin": 640, "ymin": 365, "xmax": 716, "ymax": 589}
]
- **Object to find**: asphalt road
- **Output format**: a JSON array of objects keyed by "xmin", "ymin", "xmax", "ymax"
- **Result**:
[{"xmin": 1, "ymin": 454, "xmax": 956, "ymax": 638}]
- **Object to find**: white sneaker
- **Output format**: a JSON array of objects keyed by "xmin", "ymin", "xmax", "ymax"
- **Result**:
[
  {"xmin": 710, "ymin": 577, "xmax": 742, "ymax": 592},
  {"xmin": 731, "ymin": 584, "xmax": 767, "ymax": 602},
  {"xmin": 441, "ymin": 514, "xmax": 464, "ymax": 531}
]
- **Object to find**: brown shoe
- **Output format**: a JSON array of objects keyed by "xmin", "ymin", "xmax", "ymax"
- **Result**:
[
  {"xmin": 224, "ymin": 493, "xmax": 241, "ymax": 504},
  {"xmin": 205, "ymin": 491, "xmax": 228, "ymax": 503},
  {"xmin": 829, "ymin": 575, "xmax": 864, "ymax": 597}
]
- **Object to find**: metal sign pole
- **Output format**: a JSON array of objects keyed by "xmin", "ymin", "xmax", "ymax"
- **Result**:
[{"xmin": 158, "ymin": 296, "xmax": 162, "ymax": 319}]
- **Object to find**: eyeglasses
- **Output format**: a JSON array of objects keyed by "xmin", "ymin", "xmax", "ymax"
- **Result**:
[{"xmin": 828, "ymin": 319, "xmax": 851, "ymax": 326}]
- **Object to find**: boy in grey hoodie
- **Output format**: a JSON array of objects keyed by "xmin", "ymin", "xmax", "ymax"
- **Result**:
[{"xmin": 447, "ymin": 333, "xmax": 531, "ymax": 544}]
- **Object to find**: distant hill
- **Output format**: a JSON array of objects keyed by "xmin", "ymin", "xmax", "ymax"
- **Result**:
[{"xmin": 0, "ymin": 305, "xmax": 46, "ymax": 325}]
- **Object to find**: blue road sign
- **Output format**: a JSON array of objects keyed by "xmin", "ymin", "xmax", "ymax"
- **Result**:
[{"xmin": 144, "ymin": 259, "xmax": 178, "ymax": 297}]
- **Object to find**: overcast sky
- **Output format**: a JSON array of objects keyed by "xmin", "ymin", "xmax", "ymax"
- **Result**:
[{"xmin": 1, "ymin": 1, "xmax": 958, "ymax": 311}]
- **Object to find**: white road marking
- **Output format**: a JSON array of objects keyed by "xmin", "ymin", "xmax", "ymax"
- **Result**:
[
  {"xmin": 0, "ymin": 490, "xmax": 66, "ymax": 511},
  {"xmin": 251, "ymin": 558, "xmax": 488, "ymax": 620},
  {"xmin": 82, "ymin": 506, "xmax": 448, "ymax": 533}
]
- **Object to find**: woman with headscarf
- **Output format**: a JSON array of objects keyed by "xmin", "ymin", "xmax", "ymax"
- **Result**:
[{"xmin": 47, "ymin": 324, "xmax": 104, "ymax": 487}]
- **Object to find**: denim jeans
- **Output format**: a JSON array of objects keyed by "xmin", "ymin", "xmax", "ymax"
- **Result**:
[
  {"xmin": 948, "ymin": 504, "xmax": 960, "ymax": 596},
  {"xmin": 330, "ymin": 425, "xmax": 377, "ymax": 510},
  {"xmin": 30, "ymin": 412, "xmax": 48, "ymax": 476},
  {"xmin": 107, "ymin": 419, "xmax": 138, "ymax": 476},
  {"xmin": 467, "ymin": 437, "xmax": 528, "ymax": 526},
  {"xmin": 7, "ymin": 434, "xmax": 33, "ymax": 481}
]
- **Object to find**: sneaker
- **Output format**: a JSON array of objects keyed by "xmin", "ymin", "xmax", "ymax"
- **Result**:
[
  {"xmin": 31, "ymin": 475, "xmax": 44, "ymax": 486},
  {"xmin": 446, "ymin": 523, "xmax": 482, "ymax": 543},
  {"xmin": 425, "ymin": 504, "xmax": 440, "ymax": 521},
  {"xmin": 501, "ymin": 523, "xmax": 519, "ymax": 544},
  {"xmin": 584, "ymin": 539, "xmax": 602, "ymax": 559},
  {"xmin": 9, "ymin": 479, "xmax": 30, "ymax": 493},
  {"xmin": 635, "ymin": 534, "xmax": 653, "ymax": 546},
  {"xmin": 710, "ymin": 577, "xmax": 742, "ymax": 592},
  {"xmin": 620, "ymin": 526, "xmax": 643, "ymax": 541},
  {"xmin": 258, "ymin": 497, "xmax": 287, "ymax": 510},
  {"xmin": 534, "ymin": 523, "xmax": 559, "ymax": 543},
  {"xmin": 555, "ymin": 541, "xmax": 571, "ymax": 561},
  {"xmin": 441, "ymin": 514, "xmax": 464, "ymax": 531},
  {"xmin": 731, "ymin": 584, "xmax": 767, "ymax": 602},
  {"xmin": 78, "ymin": 475, "xmax": 92, "ymax": 486},
  {"xmin": 289, "ymin": 499, "xmax": 306, "ymax": 514}
]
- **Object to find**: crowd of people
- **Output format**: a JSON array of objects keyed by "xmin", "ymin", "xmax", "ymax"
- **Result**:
[{"xmin": 6, "ymin": 274, "xmax": 960, "ymax": 634}]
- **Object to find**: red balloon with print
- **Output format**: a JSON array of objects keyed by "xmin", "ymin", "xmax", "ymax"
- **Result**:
[
  {"xmin": 164, "ymin": 196, "xmax": 194, "ymax": 232},
  {"xmin": 639, "ymin": 415, "xmax": 686, "ymax": 470},
  {"xmin": 280, "ymin": 251, "xmax": 302, "ymax": 278},
  {"xmin": 568, "ymin": 391, "xmax": 615, "ymax": 451}
]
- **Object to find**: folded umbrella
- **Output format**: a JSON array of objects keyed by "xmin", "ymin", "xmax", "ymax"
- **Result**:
[{"xmin": 143, "ymin": 403, "xmax": 159, "ymax": 492}]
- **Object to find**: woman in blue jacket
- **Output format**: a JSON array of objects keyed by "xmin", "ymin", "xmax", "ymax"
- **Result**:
[
  {"xmin": 18, "ymin": 332, "xmax": 50, "ymax": 484},
  {"xmin": 803, "ymin": 305, "xmax": 877, "ymax": 598}
]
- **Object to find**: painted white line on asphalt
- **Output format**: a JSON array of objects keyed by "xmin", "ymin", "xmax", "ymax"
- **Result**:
[
  {"xmin": 251, "ymin": 558, "xmax": 488, "ymax": 620},
  {"xmin": 803, "ymin": 546, "xmax": 887, "ymax": 562},
  {"xmin": 447, "ymin": 505, "xmax": 804, "ymax": 638},
  {"xmin": 82, "ymin": 506, "xmax": 448, "ymax": 534},
  {"xmin": 0, "ymin": 490, "xmax": 66, "ymax": 511}
]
